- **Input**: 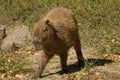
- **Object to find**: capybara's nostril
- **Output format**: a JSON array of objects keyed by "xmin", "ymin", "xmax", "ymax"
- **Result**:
[{"xmin": 32, "ymin": 40, "xmax": 40, "ymax": 44}]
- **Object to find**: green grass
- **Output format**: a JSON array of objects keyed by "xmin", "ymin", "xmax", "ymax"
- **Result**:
[
  {"xmin": 0, "ymin": 0, "xmax": 120, "ymax": 53},
  {"xmin": 0, "ymin": 53, "xmax": 25, "ymax": 76},
  {"xmin": 0, "ymin": 52, "xmax": 33, "ymax": 79}
]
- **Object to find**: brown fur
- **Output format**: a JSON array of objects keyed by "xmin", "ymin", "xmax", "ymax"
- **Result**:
[{"xmin": 32, "ymin": 7, "xmax": 85, "ymax": 78}]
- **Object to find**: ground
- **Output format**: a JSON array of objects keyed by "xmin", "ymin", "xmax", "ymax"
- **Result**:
[
  {"xmin": 14, "ymin": 47, "xmax": 120, "ymax": 80},
  {"xmin": 0, "ymin": 46, "xmax": 120, "ymax": 80}
]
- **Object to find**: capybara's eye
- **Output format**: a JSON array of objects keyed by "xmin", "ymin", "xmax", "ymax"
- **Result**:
[{"xmin": 43, "ymin": 27, "xmax": 47, "ymax": 32}]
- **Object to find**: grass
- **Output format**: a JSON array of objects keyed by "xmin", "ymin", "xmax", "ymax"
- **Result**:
[
  {"xmin": 0, "ymin": 0, "xmax": 119, "ymax": 54},
  {"xmin": 0, "ymin": 50, "xmax": 34, "ymax": 79},
  {"xmin": 0, "ymin": 53, "xmax": 25, "ymax": 76}
]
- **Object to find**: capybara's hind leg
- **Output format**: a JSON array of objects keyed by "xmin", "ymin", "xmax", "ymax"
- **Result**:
[
  {"xmin": 74, "ymin": 36, "xmax": 85, "ymax": 67},
  {"xmin": 59, "ymin": 52, "xmax": 69, "ymax": 74}
]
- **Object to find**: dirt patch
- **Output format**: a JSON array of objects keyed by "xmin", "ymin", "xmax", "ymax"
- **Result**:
[{"xmin": 23, "ymin": 47, "xmax": 120, "ymax": 80}]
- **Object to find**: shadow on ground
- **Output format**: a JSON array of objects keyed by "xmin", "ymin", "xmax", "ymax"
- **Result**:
[
  {"xmin": 41, "ymin": 58, "xmax": 114, "ymax": 78},
  {"xmin": 41, "ymin": 62, "xmax": 83, "ymax": 78},
  {"xmin": 86, "ymin": 58, "xmax": 114, "ymax": 67}
]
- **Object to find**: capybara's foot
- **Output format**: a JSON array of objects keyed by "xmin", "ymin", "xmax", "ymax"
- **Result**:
[
  {"xmin": 59, "ymin": 69, "xmax": 69, "ymax": 75},
  {"xmin": 78, "ymin": 60, "xmax": 85, "ymax": 68},
  {"xmin": 32, "ymin": 75, "xmax": 43, "ymax": 79}
]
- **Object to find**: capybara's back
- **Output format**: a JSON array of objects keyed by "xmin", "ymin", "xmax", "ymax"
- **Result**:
[{"xmin": 44, "ymin": 7, "xmax": 77, "ymax": 30}]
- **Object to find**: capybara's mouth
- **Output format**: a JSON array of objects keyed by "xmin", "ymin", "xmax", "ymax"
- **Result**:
[{"xmin": 34, "ymin": 44, "xmax": 43, "ymax": 51}]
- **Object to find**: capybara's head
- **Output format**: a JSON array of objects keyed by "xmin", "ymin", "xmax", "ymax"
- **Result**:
[{"xmin": 32, "ymin": 20, "xmax": 55, "ymax": 50}]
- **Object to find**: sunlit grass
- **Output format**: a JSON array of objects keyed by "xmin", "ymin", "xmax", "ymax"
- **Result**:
[{"xmin": 0, "ymin": 0, "xmax": 119, "ymax": 53}]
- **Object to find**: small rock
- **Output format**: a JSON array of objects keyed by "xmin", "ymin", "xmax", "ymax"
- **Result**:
[
  {"xmin": 1, "ymin": 25, "xmax": 32, "ymax": 51},
  {"xmin": 0, "ymin": 26, "xmax": 6, "ymax": 45},
  {"xmin": 0, "ymin": 25, "xmax": 6, "ymax": 40}
]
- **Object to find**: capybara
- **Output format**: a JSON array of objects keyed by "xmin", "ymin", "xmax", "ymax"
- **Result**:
[{"xmin": 32, "ymin": 7, "xmax": 85, "ymax": 78}]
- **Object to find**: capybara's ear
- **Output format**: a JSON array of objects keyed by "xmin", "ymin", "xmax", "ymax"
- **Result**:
[
  {"xmin": 45, "ymin": 19, "xmax": 55, "ymax": 32},
  {"xmin": 45, "ymin": 19, "xmax": 52, "ymax": 27},
  {"xmin": 45, "ymin": 19, "xmax": 49, "ymax": 25}
]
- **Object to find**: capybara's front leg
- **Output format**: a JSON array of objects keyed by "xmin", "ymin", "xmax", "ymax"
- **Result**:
[{"xmin": 34, "ymin": 51, "xmax": 53, "ymax": 78}]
